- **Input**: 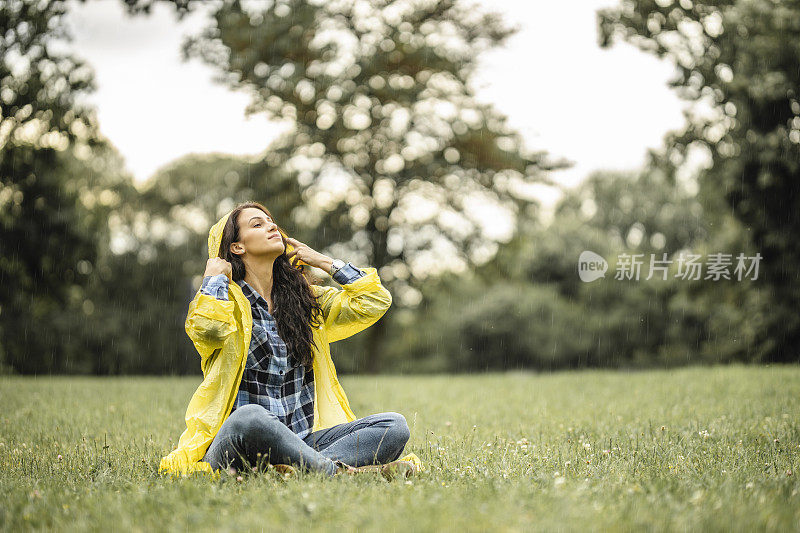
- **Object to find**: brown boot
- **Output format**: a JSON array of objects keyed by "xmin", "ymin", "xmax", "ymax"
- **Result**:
[
  {"xmin": 333, "ymin": 460, "xmax": 358, "ymax": 476},
  {"xmin": 377, "ymin": 459, "xmax": 417, "ymax": 481},
  {"xmin": 335, "ymin": 459, "xmax": 417, "ymax": 481},
  {"xmin": 269, "ymin": 463, "xmax": 297, "ymax": 478}
]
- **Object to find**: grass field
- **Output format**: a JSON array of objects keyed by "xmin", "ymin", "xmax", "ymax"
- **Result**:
[{"xmin": 1, "ymin": 365, "xmax": 798, "ymax": 531}]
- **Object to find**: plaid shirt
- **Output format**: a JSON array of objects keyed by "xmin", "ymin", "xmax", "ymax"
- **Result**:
[{"xmin": 200, "ymin": 262, "xmax": 366, "ymax": 439}]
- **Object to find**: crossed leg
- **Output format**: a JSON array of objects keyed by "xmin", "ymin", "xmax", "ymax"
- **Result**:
[
  {"xmin": 304, "ymin": 410, "xmax": 410, "ymax": 467},
  {"xmin": 201, "ymin": 403, "xmax": 410, "ymax": 476}
]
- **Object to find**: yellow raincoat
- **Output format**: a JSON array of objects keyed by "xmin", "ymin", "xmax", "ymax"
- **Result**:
[{"xmin": 159, "ymin": 210, "xmax": 424, "ymax": 478}]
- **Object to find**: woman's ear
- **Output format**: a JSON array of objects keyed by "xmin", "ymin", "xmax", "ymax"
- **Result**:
[{"xmin": 230, "ymin": 242, "xmax": 245, "ymax": 256}]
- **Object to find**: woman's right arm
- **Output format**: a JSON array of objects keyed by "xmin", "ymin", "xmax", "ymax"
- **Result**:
[{"xmin": 185, "ymin": 259, "xmax": 237, "ymax": 352}]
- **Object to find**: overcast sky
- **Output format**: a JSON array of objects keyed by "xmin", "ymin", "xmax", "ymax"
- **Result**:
[{"xmin": 64, "ymin": 0, "xmax": 687, "ymax": 211}]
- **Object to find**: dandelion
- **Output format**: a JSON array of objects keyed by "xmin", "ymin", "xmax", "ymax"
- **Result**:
[{"xmin": 583, "ymin": 442, "xmax": 591, "ymax": 450}]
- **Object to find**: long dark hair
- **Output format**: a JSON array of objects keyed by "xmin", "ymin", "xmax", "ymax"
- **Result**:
[{"xmin": 218, "ymin": 201, "xmax": 323, "ymax": 370}]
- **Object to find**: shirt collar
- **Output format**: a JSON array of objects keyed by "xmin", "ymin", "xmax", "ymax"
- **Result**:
[{"xmin": 236, "ymin": 279, "xmax": 270, "ymax": 314}]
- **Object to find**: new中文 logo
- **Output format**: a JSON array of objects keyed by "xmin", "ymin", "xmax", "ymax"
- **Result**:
[{"xmin": 578, "ymin": 251, "xmax": 608, "ymax": 282}]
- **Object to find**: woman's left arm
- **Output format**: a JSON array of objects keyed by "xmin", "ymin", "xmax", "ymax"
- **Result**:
[
  {"xmin": 312, "ymin": 268, "xmax": 392, "ymax": 343},
  {"xmin": 284, "ymin": 237, "xmax": 392, "ymax": 342}
]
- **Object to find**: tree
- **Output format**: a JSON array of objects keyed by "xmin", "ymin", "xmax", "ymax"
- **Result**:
[
  {"xmin": 178, "ymin": 0, "xmax": 565, "ymax": 372},
  {"xmin": 598, "ymin": 0, "xmax": 800, "ymax": 362},
  {"xmin": 0, "ymin": 0, "xmax": 112, "ymax": 373},
  {"xmin": 76, "ymin": 152, "xmax": 305, "ymax": 375}
]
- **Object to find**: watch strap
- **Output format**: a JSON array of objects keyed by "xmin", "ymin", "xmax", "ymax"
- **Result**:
[{"xmin": 330, "ymin": 258, "xmax": 346, "ymax": 275}]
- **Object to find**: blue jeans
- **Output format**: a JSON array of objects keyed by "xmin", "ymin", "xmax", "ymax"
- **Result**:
[{"xmin": 201, "ymin": 403, "xmax": 411, "ymax": 477}]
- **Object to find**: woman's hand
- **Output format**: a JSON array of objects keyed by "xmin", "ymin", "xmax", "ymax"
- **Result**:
[
  {"xmin": 204, "ymin": 257, "xmax": 232, "ymax": 279},
  {"xmin": 285, "ymin": 237, "xmax": 333, "ymax": 271}
]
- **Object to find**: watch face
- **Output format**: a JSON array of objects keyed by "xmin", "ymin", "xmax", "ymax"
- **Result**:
[{"xmin": 332, "ymin": 259, "xmax": 345, "ymax": 270}]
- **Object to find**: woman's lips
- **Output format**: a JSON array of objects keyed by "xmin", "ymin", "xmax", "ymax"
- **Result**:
[{"xmin": 269, "ymin": 233, "xmax": 280, "ymax": 240}]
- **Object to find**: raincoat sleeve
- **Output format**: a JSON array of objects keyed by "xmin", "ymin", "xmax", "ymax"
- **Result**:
[
  {"xmin": 313, "ymin": 266, "xmax": 392, "ymax": 343},
  {"xmin": 185, "ymin": 287, "xmax": 238, "ymax": 367}
]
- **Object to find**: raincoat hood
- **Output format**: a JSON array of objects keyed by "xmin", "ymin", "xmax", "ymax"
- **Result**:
[
  {"xmin": 207, "ymin": 210, "xmax": 229, "ymax": 260},
  {"xmin": 206, "ymin": 209, "xmax": 299, "ymax": 263},
  {"xmin": 159, "ymin": 208, "xmax": 424, "ymax": 478}
]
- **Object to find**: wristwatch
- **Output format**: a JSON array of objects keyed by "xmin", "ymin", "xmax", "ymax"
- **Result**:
[{"xmin": 329, "ymin": 258, "xmax": 346, "ymax": 276}]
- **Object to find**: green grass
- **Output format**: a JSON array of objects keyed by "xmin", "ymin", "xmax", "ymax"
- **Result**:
[{"xmin": 1, "ymin": 365, "xmax": 798, "ymax": 531}]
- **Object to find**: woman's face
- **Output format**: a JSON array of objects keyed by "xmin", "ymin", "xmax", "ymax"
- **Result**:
[{"xmin": 231, "ymin": 207, "xmax": 285, "ymax": 258}]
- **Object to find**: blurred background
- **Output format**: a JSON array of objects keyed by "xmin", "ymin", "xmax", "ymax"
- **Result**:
[{"xmin": 1, "ymin": 0, "xmax": 797, "ymax": 375}]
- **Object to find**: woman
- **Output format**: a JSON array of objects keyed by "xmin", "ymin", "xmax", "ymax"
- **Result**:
[{"xmin": 159, "ymin": 201, "xmax": 423, "ymax": 479}]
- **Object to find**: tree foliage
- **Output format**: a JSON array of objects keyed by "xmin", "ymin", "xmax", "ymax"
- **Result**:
[
  {"xmin": 0, "ymin": 0, "xmax": 133, "ymax": 372},
  {"xmin": 598, "ymin": 0, "xmax": 800, "ymax": 362},
  {"xmin": 178, "ymin": 0, "xmax": 565, "ymax": 371}
]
